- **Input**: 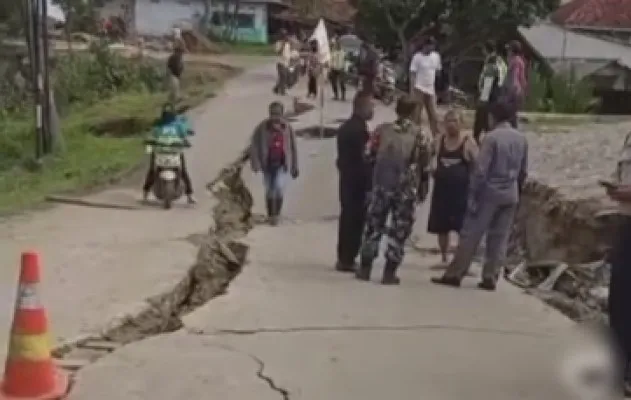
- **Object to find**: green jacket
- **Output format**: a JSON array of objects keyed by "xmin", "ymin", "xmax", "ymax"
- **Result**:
[{"xmin": 478, "ymin": 55, "xmax": 507, "ymax": 92}]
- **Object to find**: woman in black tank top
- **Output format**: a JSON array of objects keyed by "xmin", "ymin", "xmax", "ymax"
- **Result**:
[{"xmin": 427, "ymin": 110, "xmax": 478, "ymax": 264}]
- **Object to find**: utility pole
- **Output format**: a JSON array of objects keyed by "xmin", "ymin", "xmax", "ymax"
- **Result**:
[
  {"xmin": 41, "ymin": 0, "xmax": 52, "ymax": 155},
  {"xmin": 27, "ymin": 0, "xmax": 44, "ymax": 160}
]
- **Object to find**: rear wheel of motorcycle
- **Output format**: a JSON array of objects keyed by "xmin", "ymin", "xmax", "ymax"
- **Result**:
[{"xmin": 163, "ymin": 181, "xmax": 174, "ymax": 210}]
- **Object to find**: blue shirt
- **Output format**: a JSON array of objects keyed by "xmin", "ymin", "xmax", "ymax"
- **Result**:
[{"xmin": 152, "ymin": 116, "xmax": 192, "ymax": 145}]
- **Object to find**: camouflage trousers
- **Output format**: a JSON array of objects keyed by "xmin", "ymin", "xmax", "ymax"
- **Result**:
[{"xmin": 360, "ymin": 184, "xmax": 417, "ymax": 267}]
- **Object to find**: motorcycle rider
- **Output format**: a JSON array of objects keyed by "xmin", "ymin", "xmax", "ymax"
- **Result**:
[{"xmin": 142, "ymin": 103, "xmax": 195, "ymax": 204}]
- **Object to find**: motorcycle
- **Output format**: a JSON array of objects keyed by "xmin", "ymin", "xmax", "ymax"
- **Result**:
[
  {"xmin": 144, "ymin": 137, "xmax": 191, "ymax": 209},
  {"xmin": 375, "ymin": 60, "xmax": 397, "ymax": 105},
  {"xmin": 287, "ymin": 57, "xmax": 301, "ymax": 89}
]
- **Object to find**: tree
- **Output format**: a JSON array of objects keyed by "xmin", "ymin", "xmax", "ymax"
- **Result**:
[{"xmin": 354, "ymin": 0, "xmax": 560, "ymax": 61}]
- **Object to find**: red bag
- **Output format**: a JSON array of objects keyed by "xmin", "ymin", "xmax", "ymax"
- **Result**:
[{"xmin": 268, "ymin": 129, "xmax": 286, "ymax": 169}]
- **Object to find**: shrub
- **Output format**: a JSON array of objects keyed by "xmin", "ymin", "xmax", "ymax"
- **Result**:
[
  {"xmin": 524, "ymin": 64, "xmax": 595, "ymax": 114},
  {"xmin": 524, "ymin": 65, "xmax": 549, "ymax": 112},
  {"xmin": 0, "ymin": 41, "xmax": 163, "ymax": 118},
  {"xmin": 548, "ymin": 68, "xmax": 596, "ymax": 114},
  {"xmin": 54, "ymin": 41, "xmax": 163, "ymax": 113}
]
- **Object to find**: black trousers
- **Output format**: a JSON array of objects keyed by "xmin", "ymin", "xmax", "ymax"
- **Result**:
[
  {"xmin": 610, "ymin": 216, "xmax": 631, "ymax": 385},
  {"xmin": 274, "ymin": 63, "xmax": 289, "ymax": 95},
  {"xmin": 473, "ymin": 103, "xmax": 490, "ymax": 143},
  {"xmin": 143, "ymin": 153, "xmax": 193, "ymax": 195},
  {"xmin": 329, "ymin": 69, "xmax": 346, "ymax": 99},
  {"xmin": 307, "ymin": 74, "xmax": 317, "ymax": 97},
  {"xmin": 337, "ymin": 174, "xmax": 367, "ymax": 265}
]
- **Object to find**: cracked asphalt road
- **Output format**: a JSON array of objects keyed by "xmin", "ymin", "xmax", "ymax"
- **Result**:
[
  {"xmin": 69, "ymin": 83, "xmax": 583, "ymax": 399},
  {"xmin": 0, "ymin": 56, "xmax": 279, "ymax": 361}
]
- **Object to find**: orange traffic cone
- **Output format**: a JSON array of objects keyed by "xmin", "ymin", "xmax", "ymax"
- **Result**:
[{"xmin": 1, "ymin": 252, "xmax": 68, "ymax": 400}]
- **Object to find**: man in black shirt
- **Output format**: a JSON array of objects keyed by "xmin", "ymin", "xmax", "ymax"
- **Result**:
[
  {"xmin": 335, "ymin": 93, "xmax": 374, "ymax": 272},
  {"xmin": 167, "ymin": 45, "xmax": 184, "ymax": 103},
  {"xmin": 357, "ymin": 41, "xmax": 378, "ymax": 95}
]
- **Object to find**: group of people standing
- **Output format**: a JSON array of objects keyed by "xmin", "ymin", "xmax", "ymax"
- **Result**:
[
  {"xmin": 273, "ymin": 29, "xmax": 348, "ymax": 101},
  {"xmin": 335, "ymin": 36, "xmax": 530, "ymax": 290},
  {"xmin": 265, "ymin": 29, "xmax": 631, "ymax": 395},
  {"xmin": 336, "ymin": 94, "xmax": 431, "ymax": 284},
  {"xmin": 266, "ymin": 30, "xmax": 530, "ymax": 289}
]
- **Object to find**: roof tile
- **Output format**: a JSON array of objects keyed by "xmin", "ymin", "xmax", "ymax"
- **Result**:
[{"xmin": 551, "ymin": 0, "xmax": 631, "ymax": 29}]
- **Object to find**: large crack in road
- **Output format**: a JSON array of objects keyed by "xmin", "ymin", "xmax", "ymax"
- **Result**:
[{"xmin": 52, "ymin": 148, "xmax": 257, "ymax": 396}]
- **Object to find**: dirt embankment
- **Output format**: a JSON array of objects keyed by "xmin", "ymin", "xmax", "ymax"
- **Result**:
[
  {"xmin": 507, "ymin": 122, "xmax": 631, "ymax": 323},
  {"xmin": 509, "ymin": 180, "xmax": 616, "ymax": 322}
]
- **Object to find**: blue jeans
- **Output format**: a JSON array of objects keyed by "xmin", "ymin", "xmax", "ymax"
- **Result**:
[{"xmin": 263, "ymin": 168, "xmax": 288, "ymax": 200}]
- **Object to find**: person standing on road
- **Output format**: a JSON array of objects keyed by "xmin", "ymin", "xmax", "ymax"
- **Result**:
[
  {"xmin": 329, "ymin": 41, "xmax": 347, "ymax": 101},
  {"xmin": 274, "ymin": 30, "xmax": 292, "ymax": 96},
  {"xmin": 603, "ymin": 136, "xmax": 631, "ymax": 396},
  {"xmin": 409, "ymin": 37, "xmax": 441, "ymax": 138},
  {"xmin": 427, "ymin": 109, "xmax": 478, "ymax": 265},
  {"xmin": 335, "ymin": 93, "xmax": 374, "ymax": 272},
  {"xmin": 431, "ymin": 101, "xmax": 528, "ymax": 291},
  {"xmin": 166, "ymin": 44, "xmax": 184, "ymax": 104},
  {"xmin": 357, "ymin": 40, "xmax": 378, "ymax": 95},
  {"xmin": 357, "ymin": 95, "xmax": 431, "ymax": 285},
  {"xmin": 503, "ymin": 40, "xmax": 528, "ymax": 128},
  {"xmin": 473, "ymin": 42, "xmax": 505, "ymax": 143},
  {"xmin": 605, "ymin": 184, "xmax": 631, "ymax": 396},
  {"xmin": 249, "ymin": 101, "xmax": 299, "ymax": 226},
  {"xmin": 306, "ymin": 39, "xmax": 322, "ymax": 99}
]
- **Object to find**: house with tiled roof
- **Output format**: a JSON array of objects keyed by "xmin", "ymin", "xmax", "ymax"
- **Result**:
[
  {"xmin": 270, "ymin": 0, "xmax": 355, "ymax": 32},
  {"xmin": 551, "ymin": 0, "xmax": 631, "ymax": 42}
]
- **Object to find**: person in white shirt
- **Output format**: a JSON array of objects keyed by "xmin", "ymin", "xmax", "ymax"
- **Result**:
[
  {"xmin": 274, "ymin": 30, "xmax": 292, "ymax": 95},
  {"xmin": 329, "ymin": 41, "xmax": 347, "ymax": 100},
  {"xmin": 409, "ymin": 37, "xmax": 441, "ymax": 137}
]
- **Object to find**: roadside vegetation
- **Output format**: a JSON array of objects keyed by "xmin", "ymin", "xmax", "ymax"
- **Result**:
[
  {"xmin": 524, "ymin": 65, "xmax": 596, "ymax": 114},
  {"xmin": 219, "ymin": 41, "xmax": 275, "ymax": 56},
  {"xmin": 0, "ymin": 41, "xmax": 237, "ymax": 213}
]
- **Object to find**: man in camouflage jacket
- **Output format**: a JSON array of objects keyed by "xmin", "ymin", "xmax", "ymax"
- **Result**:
[{"xmin": 358, "ymin": 95, "xmax": 431, "ymax": 285}]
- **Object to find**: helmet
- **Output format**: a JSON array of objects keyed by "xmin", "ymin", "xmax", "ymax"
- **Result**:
[{"xmin": 161, "ymin": 102, "xmax": 177, "ymax": 124}]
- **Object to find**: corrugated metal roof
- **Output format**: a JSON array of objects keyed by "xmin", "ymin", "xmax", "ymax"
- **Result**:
[{"xmin": 519, "ymin": 22, "xmax": 631, "ymax": 68}]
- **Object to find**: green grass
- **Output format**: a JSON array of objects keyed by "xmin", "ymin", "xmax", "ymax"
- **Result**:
[
  {"xmin": 220, "ymin": 42, "xmax": 275, "ymax": 56},
  {"xmin": 0, "ymin": 63, "xmax": 238, "ymax": 214}
]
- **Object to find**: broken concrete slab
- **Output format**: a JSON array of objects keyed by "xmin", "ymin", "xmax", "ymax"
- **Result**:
[{"xmin": 68, "ymin": 332, "xmax": 279, "ymax": 400}]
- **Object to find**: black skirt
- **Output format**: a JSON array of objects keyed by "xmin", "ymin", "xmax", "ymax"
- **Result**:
[
  {"xmin": 427, "ymin": 183, "xmax": 468, "ymax": 234},
  {"xmin": 427, "ymin": 141, "xmax": 470, "ymax": 234}
]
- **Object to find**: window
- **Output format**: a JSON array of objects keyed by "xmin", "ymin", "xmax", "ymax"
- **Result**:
[
  {"xmin": 236, "ymin": 13, "xmax": 254, "ymax": 29},
  {"xmin": 210, "ymin": 12, "xmax": 221, "ymax": 25},
  {"xmin": 209, "ymin": 11, "xmax": 255, "ymax": 28}
]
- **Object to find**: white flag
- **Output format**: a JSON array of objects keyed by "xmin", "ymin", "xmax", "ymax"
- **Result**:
[{"xmin": 309, "ymin": 18, "xmax": 331, "ymax": 65}]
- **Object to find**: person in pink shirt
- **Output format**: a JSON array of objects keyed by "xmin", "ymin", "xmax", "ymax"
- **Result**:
[{"xmin": 504, "ymin": 41, "xmax": 527, "ymax": 128}]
